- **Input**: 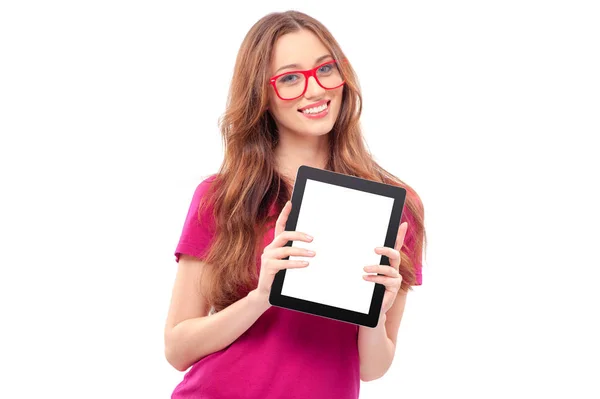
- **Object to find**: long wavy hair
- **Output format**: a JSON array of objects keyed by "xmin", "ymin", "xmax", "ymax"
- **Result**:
[{"xmin": 196, "ymin": 10, "xmax": 427, "ymax": 314}]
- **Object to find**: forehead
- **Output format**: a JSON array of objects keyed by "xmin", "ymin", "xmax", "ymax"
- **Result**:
[{"xmin": 270, "ymin": 29, "xmax": 331, "ymax": 73}]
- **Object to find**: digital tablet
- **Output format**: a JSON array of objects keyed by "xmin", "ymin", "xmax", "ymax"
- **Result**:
[{"xmin": 269, "ymin": 165, "xmax": 407, "ymax": 328}]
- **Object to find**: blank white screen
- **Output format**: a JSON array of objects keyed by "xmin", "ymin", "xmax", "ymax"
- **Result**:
[{"xmin": 281, "ymin": 179, "xmax": 395, "ymax": 314}]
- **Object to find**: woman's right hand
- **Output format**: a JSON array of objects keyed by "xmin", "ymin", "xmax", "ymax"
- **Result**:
[{"xmin": 255, "ymin": 200, "xmax": 316, "ymax": 301}]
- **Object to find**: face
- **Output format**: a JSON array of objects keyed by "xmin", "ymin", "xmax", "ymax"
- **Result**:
[{"xmin": 267, "ymin": 29, "xmax": 344, "ymax": 140}]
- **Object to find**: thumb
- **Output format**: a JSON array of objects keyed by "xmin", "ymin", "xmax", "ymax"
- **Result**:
[{"xmin": 274, "ymin": 200, "xmax": 292, "ymax": 237}]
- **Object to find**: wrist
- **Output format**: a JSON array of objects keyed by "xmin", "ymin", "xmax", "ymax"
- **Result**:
[{"xmin": 248, "ymin": 289, "xmax": 271, "ymax": 313}]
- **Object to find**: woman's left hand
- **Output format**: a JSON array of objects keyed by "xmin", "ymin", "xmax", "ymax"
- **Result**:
[{"xmin": 362, "ymin": 222, "xmax": 408, "ymax": 315}]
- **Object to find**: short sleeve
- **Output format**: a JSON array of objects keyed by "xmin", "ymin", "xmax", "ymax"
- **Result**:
[
  {"xmin": 174, "ymin": 176, "xmax": 218, "ymax": 263},
  {"xmin": 401, "ymin": 200, "xmax": 424, "ymax": 286}
]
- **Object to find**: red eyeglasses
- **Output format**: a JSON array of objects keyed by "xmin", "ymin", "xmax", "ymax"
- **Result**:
[{"xmin": 269, "ymin": 59, "xmax": 346, "ymax": 101}]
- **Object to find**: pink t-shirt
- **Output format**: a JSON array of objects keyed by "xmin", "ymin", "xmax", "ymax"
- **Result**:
[{"xmin": 171, "ymin": 175, "xmax": 422, "ymax": 399}]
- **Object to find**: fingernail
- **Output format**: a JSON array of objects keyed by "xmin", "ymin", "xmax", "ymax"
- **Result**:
[{"xmin": 305, "ymin": 234, "xmax": 313, "ymax": 240}]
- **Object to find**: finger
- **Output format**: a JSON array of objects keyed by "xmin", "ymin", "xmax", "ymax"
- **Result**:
[
  {"xmin": 395, "ymin": 222, "xmax": 408, "ymax": 250},
  {"xmin": 362, "ymin": 274, "xmax": 402, "ymax": 289},
  {"xmin": 268, "ymin": 230, "xmax": 314, "ymax": 250},
  {"xmin": 363, "ymin": 265, "xmax": 401, "ymax": 278},
  {"xmin": 270, "ymin": 245, "xmax": 316, "ymax": 260},
  {"xmin": 274, "ymin": 201, "xmax": 292, "ymax": 238},
  {"xmin": 374, "ymin": 246, "xmax": 401, "ymax": 265},
  {"xmin": 265, "ymin": 259, "xmax": 310, "ymax": 274}
]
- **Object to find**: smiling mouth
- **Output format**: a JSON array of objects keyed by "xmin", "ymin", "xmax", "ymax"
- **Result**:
[{"xmin": 298, "ymin": 100, "xmax": 331, "ymax": 115}]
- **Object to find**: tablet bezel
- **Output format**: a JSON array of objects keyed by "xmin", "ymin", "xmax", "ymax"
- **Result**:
[{"xmin": 268, "ymin": 165, "xmax": 407, "ymax": 328}]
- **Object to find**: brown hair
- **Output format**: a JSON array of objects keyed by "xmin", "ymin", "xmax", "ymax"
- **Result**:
[{"xmin": 196, "ymin": 10, "xmax": 427, "ymax": 313}]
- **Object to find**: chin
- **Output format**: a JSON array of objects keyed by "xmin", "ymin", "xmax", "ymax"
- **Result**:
[
  {"xmin": 298, "ymin": 113, "xmax": 339, "ymax": 137},
  {"xmin": 309, "ymin": 126, "xmax": 334, "ymax": 137}
]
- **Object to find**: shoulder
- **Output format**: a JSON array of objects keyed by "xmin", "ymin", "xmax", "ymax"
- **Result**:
[
  {"xmin": 405, "ymin": 184, "xmax": 424, "ymax": 210},
  {"xmin": 190, "ymin": 173, "xmax": 220, "ymax": 203},
  {"xmin": 196, "ymin": 173, "xmax": 219, "ymax": 192},
  {"xmin": 183, "ymin": 173, "xmax": 220, "ymax": 226},
  {"xmin": 401, "ymin": 184, "xmax": 423, "ymax": 217}
]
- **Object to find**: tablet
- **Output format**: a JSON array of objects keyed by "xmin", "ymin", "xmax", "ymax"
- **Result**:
[{"xmin": 269, "ymin": 165, "xmax": 407, "ymax": 328}]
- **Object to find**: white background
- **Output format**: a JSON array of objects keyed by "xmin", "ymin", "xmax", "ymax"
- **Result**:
[{"xmin": 1, "ymin": 1, "xmax": 598, "ymax": 398}]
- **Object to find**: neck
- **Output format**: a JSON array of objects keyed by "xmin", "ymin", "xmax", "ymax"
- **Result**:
[{"xmin": 274, "ymin": 132, "xmax": 330, "ymax": 184}]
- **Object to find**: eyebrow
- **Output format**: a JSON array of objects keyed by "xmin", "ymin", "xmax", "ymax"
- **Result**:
[{"xmin": 273, "ymin": 54, "xmax": 333, "ymax": 75}]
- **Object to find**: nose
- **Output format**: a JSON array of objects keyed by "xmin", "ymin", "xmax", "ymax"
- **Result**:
[{"xmin": 304, "ymin": 76, "xmax": 325, "ymax": 99}]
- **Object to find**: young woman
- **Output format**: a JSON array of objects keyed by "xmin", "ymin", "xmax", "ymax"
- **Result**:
[{"xmin": 164, "ymin": 10, "xmax": 426, "ymax": 399}]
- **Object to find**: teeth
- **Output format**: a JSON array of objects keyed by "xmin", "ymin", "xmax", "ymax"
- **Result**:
[{"xmin": 302, "ymin": 103, "xmax": 328, "ymax": 114}]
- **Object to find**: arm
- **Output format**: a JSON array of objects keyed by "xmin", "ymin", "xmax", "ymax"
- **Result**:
[
  {"xmin": 164, "ymin": 254, "xmax": 270, "ymax": 372},
  {"xmin": 358, "ymin": 288, "xmax": 408, "ymax": 381}
]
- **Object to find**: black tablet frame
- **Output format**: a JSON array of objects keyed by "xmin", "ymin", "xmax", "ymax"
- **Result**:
[{"xmin": 269, "ymin": 165, "xmax": 407, "ymax": 328}]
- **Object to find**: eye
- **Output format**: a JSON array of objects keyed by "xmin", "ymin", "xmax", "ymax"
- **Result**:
[
  {"xmin": 278, "ymin": 73, "xmax": 300, "ymax": 85},
  {"xmin": 318, "ymin": 63, "xmax": 334, "ymax": 74}
]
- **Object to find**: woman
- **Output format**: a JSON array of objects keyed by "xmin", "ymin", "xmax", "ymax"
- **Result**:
[{"xmin": 164, "ymin": 10, "xmax": 426, "ymax": 399}]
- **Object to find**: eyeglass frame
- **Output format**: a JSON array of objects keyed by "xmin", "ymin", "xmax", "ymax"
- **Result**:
[{"xmin": 268, "ymin": 59, "xmax": 346, "ymax": 101}]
